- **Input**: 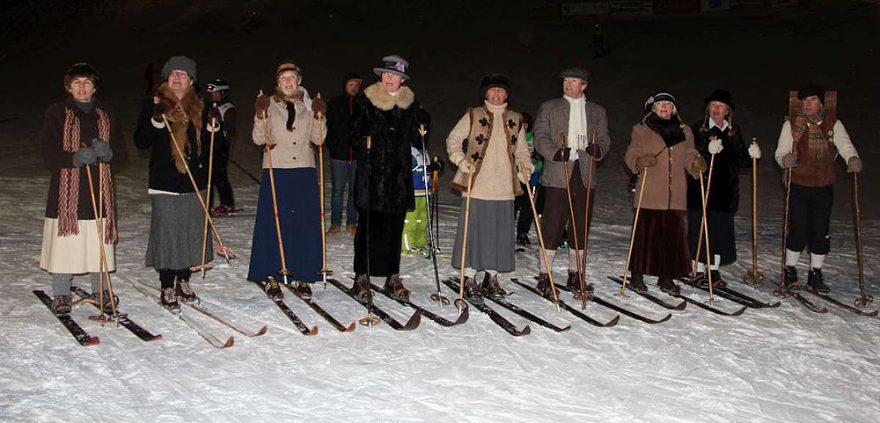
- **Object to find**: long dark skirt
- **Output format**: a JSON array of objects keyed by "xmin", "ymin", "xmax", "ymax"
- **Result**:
[
  {"xmin": 247, "ymin": 168, "xmax": 322, "ymax": 283},
  {"xmin": 354, "ymin": 209, "xmax": 405, "ymax": 276},
  {"xmin": 630, "ymin": 209, "xmax": 690, "ymax": 278},
  {"xmin": 451, "ymin": 198, "xmax": 516, "ymax": 272},
  {"xmin": 146, "ymin": 192, "xmax": 212, "ymax": 270},
  {"xmin": 687, "ymin": 209, "xmax": 737, "ymax": 265}
]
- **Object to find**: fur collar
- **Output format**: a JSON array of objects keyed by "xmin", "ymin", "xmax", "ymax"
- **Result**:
[
  {"xmin": 364, "ymin": 82, "xmax": 414, "ymax": 111},
  {"xmin": 272, "ymin": 87, "xmax": 305, "ymax": 103},
  {"xmin": 155, "ymin": 82, "xmax": 204, "ymax": 173}
]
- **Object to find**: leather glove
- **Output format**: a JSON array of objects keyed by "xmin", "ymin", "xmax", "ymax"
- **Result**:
[
  {"xmin": 255, "ymin": 93, "xmax": 271, "ymax": 117},
  {"xmin": 208, "ymin": 105, "xmax": 222, "ymax": 125},
  {"xmin": 72, "ymin": 146, "xmax": 97, "ymax": 167},
  {"xmin": 311, "ymin": 97, "xmax": 327, "ymax": 118},
  {"xmin": 780, "ymin": 153, "xmax": 798, "ymax": 169},
  {"xmin": 748, "ymin": 143, "xmax": 761, "ymax": 159},
  {"xmin": 847, "ymin": 156, "xmax": 862, "ymax": 173},
  {"xmin": 708, "ymin": 138, "xmax": 724, "ymax": 155},
  {"xmin": 152, "ymin": 100, "xmax": 170, "ymax": 122},
  {"xmin": 457, "ymin": 159, "xmax": 475, "ymax": 174},
  {"xmin": 688, "ymin": 156, "xmax": 708, "ymax": 177},
  {"xmin": 585, "ymin": 144, "xmax": 602, "ymax": 160},
  {"xmin": 635, "ymin": 154, "xmax": 657, "ymax": 171},
  {"xmin": 517, "ymin": 160, "xmax": 535, "ymax": 185},
  {"xmin": 552, "ymin": 147, "xmax": 571, "ymax": 161},
  {"xmin": 91, "ymin": 140, "xmax": 113, "ymax": 162}
]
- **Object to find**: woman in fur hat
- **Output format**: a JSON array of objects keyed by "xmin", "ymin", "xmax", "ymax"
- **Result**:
[
  {"xmin": 446, "ymin": 74, "xmax": 532, "ymax": 302},
  {"xmin": 40, "ymin": 62, "xmax": 125, "ymax": 315},
  {"xmin": 686, "ymin": 90, "xmax": 760, "ymax": 288},
  {"xmin": 624, "ymin": 92, "xmax": 706, "ymax": 296},
  {"xmin": 134, "ymin": 55, "xmax": 217, "ymax": 311},
  {"xmin": 248, "ymin": 60, "xmax": 326, "ymax": 300},
  {"xmin": 349, "ymin": 55, "xmax": 423, "ymax": 301}
]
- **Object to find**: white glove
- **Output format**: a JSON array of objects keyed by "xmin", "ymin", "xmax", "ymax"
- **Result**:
[
  {"xmin": 748, "ymin": 143, "xmax": 761, "ymax": 159},
  {"xmin": 708, "ymin": 138, "xmax": 724, "ymax": 155},
  {"xmin": 457, "ymin": 159, "xmax": 475, "ymax": 174},
  {"xmin": 516, "ymin": 161, "xmax": 534, "ymax": 185}
]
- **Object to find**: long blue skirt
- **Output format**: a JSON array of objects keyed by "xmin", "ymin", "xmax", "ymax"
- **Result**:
[{"xmin": 247, "ymin": 168, "xmax": 322, "ymax": 283}]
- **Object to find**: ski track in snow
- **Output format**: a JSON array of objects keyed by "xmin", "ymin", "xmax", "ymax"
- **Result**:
[{"xmin": 1, "ymin": 152, "xmax": 879, "ymax": 423}]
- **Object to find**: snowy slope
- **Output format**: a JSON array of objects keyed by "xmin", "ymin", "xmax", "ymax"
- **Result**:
[{"xmin": 1, "ymin": 1, "xmax": 879, "ymax": 422}]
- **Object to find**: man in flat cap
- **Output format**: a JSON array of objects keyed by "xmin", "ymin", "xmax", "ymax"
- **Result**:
[
  {"xmin": 775, "ymin": 86, "xmax": 861, "ymax": 293},
  {"xmin": 532, "ymin": 67, "xmax": 611, "ymax": 299}
]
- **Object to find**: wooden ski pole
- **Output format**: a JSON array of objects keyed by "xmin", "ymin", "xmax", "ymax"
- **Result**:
[
  {"xmin": 524, "ymin": 172, "xmax": 560, "ymax": 311},
  {"xmin": 691, "ymin": 153, "xmax": 717, "ymax": 279},
  {"xmin": 620, "ymin": 167, "xmax": 648, "ymax": 298},
  {"xmin": 83, "ymin": 161, "xmax": 118, "ymax": 320},
  {"xmin": 199, "ymin": 115, "xmax": 217, "ymax": 278},
  {"xmin": 261, "ymin": 113, "xmax": 290, "ymax": 285},
  {"xmin": 580, "ymin": 128, "xmax": 597, "ymax": 310},
  {"xmin": 777, "ymin": 168, "xmax": 793, "ymax": 293},
  {"xmin": 161, "ymin": 115, "xmax": 234, "ymax": 262},
  {"xmin": 316, "ymin": 93, "xmax": 330, "ymax": 286},
  {"xmin": 455, "ymin": 164, "xmax": 476, "ymax": 312},
  {"xmin": 853, "ymin": 173, "xmax": 873, "ymax": 307},
  {"xmin": 743, "ymin": 138, "xmax": 766, "ymax": 288},
  {"xmin": 558, "ymin": 132, "xmax": 586, "ymax": 303},
  {"xmin": 698, "ymin": 170, "xmax": 715, "ymax": 305}
]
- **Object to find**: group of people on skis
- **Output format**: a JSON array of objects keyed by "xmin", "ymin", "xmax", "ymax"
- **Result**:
[{"xmin": 39, "ymin": 55, "xmax": 862, "ymax": 317}]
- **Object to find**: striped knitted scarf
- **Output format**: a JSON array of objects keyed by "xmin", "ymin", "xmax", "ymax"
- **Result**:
[
  {"xmin": 58, "ymin": 107, "xmax": 117, "ymax": 243},
  {"xmin": 790, "ymin": 108, "xmax": 832, "ymax": 159}
]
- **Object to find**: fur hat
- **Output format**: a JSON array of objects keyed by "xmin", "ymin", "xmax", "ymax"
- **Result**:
[
  {"xmin": 161, "ymin": 56, "xmax": 197, "ymax": 81},
  {"xmin": 480, "ymin": 73, "xmax": 511, "ymax": 95},
  {"xmin": 644, "ymin": 91, "xmax": 678, "ymax": 113},
  {"xmin": 704, "ymin": 89, "xmax": 734, "ymax": 109},
  {"xmin": 560, "ymin": 67, "xmax": 590, "ymax": 83},
  {"xmin": 373, "ymin": 55, "xmax": 410, "ymax": 80},
  {"xmin": 276, "ymin": 59, "xmax": 302, "ymax": 78},
  {"xmin": 64, "ymin": 62, "xmax": 99, "ymax": 88},
  {"xmin": 797, "ymin": 85, "xmax": 825, "ymax": 104}
]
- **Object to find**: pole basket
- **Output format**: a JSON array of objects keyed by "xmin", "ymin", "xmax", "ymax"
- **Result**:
[{"xmin": 742, "ymin": 269, "xmax": 767, "ymax": 288}]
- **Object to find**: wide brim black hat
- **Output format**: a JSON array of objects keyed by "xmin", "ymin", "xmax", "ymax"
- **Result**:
[{"xmin": 704, "ymin": 89, "xmax": 734, "ymax": 109}]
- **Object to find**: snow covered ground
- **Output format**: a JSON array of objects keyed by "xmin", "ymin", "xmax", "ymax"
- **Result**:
[{"xmin": 1, "ymin": 1, "xmax": 879, "ymax": 422}]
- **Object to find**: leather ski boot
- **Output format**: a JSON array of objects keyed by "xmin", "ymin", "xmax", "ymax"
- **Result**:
[
  {"xmin": 175, "ymin": 279, "xmax": 198, "ymax": 303},
  {"xmin": 463, "ymin": 276, "xmax": 483, "ymax": 304},
  {"xmin": 92, "ymin": 290, "xmax": 120, "ymax": 314},
  {"xmin": 566, "ymin": 271, "xmax": 594, "ymax": 300},
  {"xmin": 710, "ymin": 270, "xmax": 727, "ymax": 289},
  {"xmin": 160, "ymin": 287, "xmax": 180, "ymax": 312},
  {"xmin": 354, "ymin": 274, "xmax": 372, "ymax": 302},
  {"xmin": 481, "ymin": 273, "xmax": 507, "ymax": 300},
  {"xmin": 263, "ymin": 277, "xmax": 284, "ymax": 300},
  {"xmin": 657, "ymin": 277, "xmax": 680, "ymax": 296},
  {"xmin": 808, "ymin": 268, "xmax": 830, "ymax": 293},
  {"xmin": 384, "ymin": 274, "xmax": 410, "ymax": 301},
  {"xmin": 535, "ymin": 273, "xmax": 552, "ymax": 297},
  {"xmin": 784, "ymin": 266, "xmax": 801, "ymax": 290},
  {"xmin": 294, "ymin": 281, "xmax": 312, "ymax": 300},
  {"xmin": 51, "ymin": 294, "xmax": 72, "ymax": 316},
  {"xmin": 628, "ymin": 272, "xmax": 648, "ymax": 293}
]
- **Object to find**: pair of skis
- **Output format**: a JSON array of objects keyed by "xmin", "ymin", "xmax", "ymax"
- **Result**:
[
  {"xmin": 131, "ymin": 281, "xmax": 267, "ymax": 349},
  {"xmin": 608, "ymin": 276, "xmax": 749, "ymax": 317},
  {"xmin": 34, "ymin": 287, "xmax": 163, "ymax": 347}
]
